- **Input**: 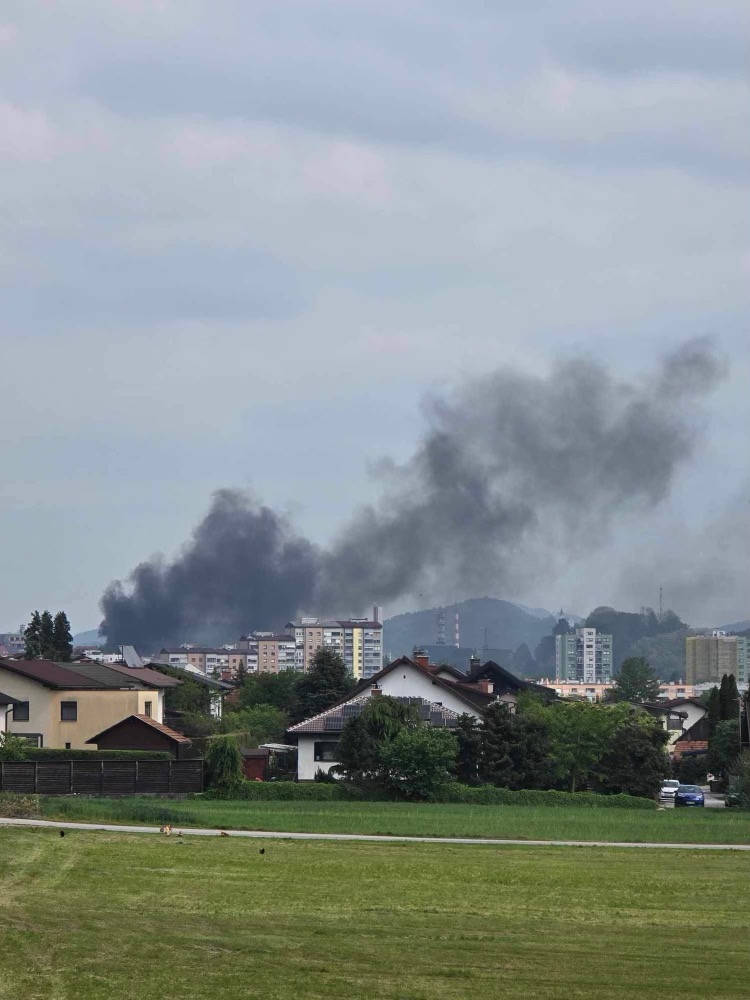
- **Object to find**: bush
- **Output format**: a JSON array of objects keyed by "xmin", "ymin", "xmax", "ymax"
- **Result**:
[
  {"xmin": 0, "ymin": 792, "xmax": 41, "ymax": 818},
  {"xmin": 24, "ymin": 749, "xmax": 174, "ymax": 761},
  {"xmin": 204, "ymin": 735, "xmax": 245, "ymax": 793},
  {"xmin": 313, "ymin": 767, "xmax": 337, "ymax": 783},
  {"xmin": 675, "ymin": 753, "xmax": 709, "ymax": 784},
  {"xmin": 198, "ymin": 781, "xmax": 656, "ymax": 808}
]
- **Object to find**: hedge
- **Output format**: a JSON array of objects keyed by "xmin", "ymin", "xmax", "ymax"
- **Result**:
[
  {"xmin": 23, "ymin": 748, "xmax": 174, "ymax": 762},
  {"xmin": 199, "ymin": 781, "xmax": 656, "ymax": 809}
]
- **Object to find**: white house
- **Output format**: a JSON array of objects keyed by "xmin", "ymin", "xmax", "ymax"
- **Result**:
[{"xmin": 288, "ymin": 653, "xmax": 552, "ymax": 780}]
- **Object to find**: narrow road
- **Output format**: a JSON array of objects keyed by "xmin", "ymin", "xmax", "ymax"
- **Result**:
[{"xmin": 1, "ymin": 816, "xmax": 749, "ymax": 851}]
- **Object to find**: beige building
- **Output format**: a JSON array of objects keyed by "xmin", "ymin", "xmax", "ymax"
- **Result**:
[
  {"xmin": 0, "ymin": 658, "xmax": 174, "ymax": 750},
  {"xmin": 255, "ymin": 634, "xmax": 296, "ymax": 673},
  {"xmin": 686, "ymin": 632, "xmax": 748, "ymax": 685}
]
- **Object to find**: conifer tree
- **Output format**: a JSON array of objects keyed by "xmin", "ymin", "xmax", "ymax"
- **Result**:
[
  {"xmin": 39, "ymin": 611, "xmax": 55, "ymax": 659},
  {"xmin": 52, "ymin": 611, "xmax": 73, "ymax": 661},
  {"xmin": 23, "ymin": 611, "xmax": 43, "ymax": 659}
]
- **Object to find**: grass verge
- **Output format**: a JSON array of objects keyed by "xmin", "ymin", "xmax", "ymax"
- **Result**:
[
  {"xmin": 1, "ymin": 827, "xmax": 749, "ymax": 999},
  {"xmin": 35, "ymin": 795, "xmax": 750, "ymax": 844}
]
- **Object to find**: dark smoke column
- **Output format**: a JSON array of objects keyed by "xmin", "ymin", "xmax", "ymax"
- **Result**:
[{"xmin": 101, "ymin": 338, "xmax": 725, "ymax": 650}]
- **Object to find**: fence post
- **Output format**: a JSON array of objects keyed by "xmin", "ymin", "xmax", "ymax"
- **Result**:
[
  {"xmin": 69, "ymin": 760, "xmax": 74, "ymax": 794},
  {"xmin": 168, "ymin": 759, "xmax": 172, "ymax": 793}
]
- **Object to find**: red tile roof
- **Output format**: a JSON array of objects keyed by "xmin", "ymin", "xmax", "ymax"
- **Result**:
[{"xmin": 671, "ymin": 739, "xmax": 709, "ymax": 760}]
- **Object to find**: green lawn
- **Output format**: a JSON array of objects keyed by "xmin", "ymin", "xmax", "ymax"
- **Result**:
[
  {"xmin": 38, "ymin": 795, "xmax": 750, "ymax": 844},
  {"xmin": 1, "ymin": 827, "xmax": 748, "ymax": 999}
]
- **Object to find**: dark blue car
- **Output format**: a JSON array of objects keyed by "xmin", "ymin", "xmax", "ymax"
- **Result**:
[{"xmin": 675, "ymin": 784, "xmax": 705, "ymax": 807}]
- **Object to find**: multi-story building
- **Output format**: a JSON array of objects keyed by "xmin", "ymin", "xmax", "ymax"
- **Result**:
[
  {"xmin": 686, "ymin": 632, "xmax": 748, "ymax": 686},
  {"xmin": 254, "ymin": 633, "xmax": 297, "ymax": 673},
  {"xmin": 152, "ymin": 647, "xmax": 231, "ymax": 678},
  {"xmin": 286, "ymin": 606, "xmax": 384, "ymax": 679},
  {"xmin": 555, "ymin": 628, "xmax": 613, "ymax": 683}
]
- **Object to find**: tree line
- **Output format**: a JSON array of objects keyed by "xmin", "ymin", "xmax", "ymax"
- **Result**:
[{"xmin": 23, "ymin": 610, "xmax": 73, "ymax": 661}]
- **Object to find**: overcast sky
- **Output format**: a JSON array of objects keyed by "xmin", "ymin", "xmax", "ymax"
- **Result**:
[{"xmin": 1, "ymin": 0, "xmax": 749, "ymax": 633}]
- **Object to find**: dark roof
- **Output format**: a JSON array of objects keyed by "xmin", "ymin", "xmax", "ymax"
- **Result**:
[
  {"xmin": 0, "ymin": 658, "xmax": 103, "ymax": 690},
  {"xmin": 289, "ymin": 695, "xmax": 462, "ymax": 735},
  {"xmin": 0, "ymin": 690, "xmax": 20, "ymax": 704},
  {"xmin": 661, "ymin": 697, "xmax": 707, "ymax": 710},
  {"xmin": 102, "ymin": 663, "xmax": 182, "ymax": 688},
  {"xmin": 241, "ymin": 748, "xmax": 271, "ymax": 758},
  {"xmin": 59, "ymin": 662, "xmax": 153, "ymax": 689},
  {"xmin": 144, "ymin": 663, "xmax": 233, "ymax": 691},
  {"xmin": 465, "ymin": 659, "xmax": 550, "ymax": 695},
  {"xmin": 85, "ymin": 714, "xmax": 193, "ymax": 746}
]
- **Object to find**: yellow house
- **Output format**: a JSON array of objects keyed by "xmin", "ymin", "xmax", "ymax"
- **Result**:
[{"xmin": 0, "ymin": 658, "xmax": 177, "ymax": 750}]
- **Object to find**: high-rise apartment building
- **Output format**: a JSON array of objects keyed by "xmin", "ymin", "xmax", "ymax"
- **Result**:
[
  {"xmin": 286, "ymin": 606, "xmax": 384, "ymax": 679},
  {"xmin": 686, "ymin": 632, "xmax": 748, "ymax": 686},
  {"xmin": 555, "ymin": 628, "xmax": 613, "ymax": 683}
]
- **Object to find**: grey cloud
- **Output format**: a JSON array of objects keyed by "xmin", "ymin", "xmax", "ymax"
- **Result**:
[{"xmin": 3, "ymin": 237, "xmax": 306, "ymax": 325}]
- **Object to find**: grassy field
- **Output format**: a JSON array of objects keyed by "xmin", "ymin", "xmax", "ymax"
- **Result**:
[
  {"xmin": 1, "ymin": 827, "xmax": 749, "ymax": 999},
  {"xmin": 38, "ymin": 795, "xmax": 750, "ymax": 844}
]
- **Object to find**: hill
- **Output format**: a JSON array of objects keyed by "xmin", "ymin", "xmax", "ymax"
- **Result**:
[
  {"xmin": 72, "ymin": 628, "xmax": 106, "ymax": 647},
  {"xmin": 383, "ymin": 598, "xmax": 554, "ymax": 662}
]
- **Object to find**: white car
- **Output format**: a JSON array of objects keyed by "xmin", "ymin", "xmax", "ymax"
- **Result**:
[{"xmin": 660, "ymin": 779, "xmax": 680, "ymax": 799}]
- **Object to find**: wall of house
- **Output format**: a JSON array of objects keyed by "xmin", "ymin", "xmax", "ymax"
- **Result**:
[
  {"xmin": 297, "ymin": 736, "xmax": 339, "ymax": 781},
  {"xmin": 673, "ymin": 702, "xmax": 706, "ymax": 733},
  {"xmin": 0, "ymin": 668, "xmax": 165, "ymax": 749},
  {"xmin": 376, "ymin": 665, "xmax": 484, "ymax": 719}
]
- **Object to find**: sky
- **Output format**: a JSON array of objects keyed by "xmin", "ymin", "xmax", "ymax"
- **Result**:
[{"xmin": 1, "ymin": 0, "xmax": 749, "ymax": 634}]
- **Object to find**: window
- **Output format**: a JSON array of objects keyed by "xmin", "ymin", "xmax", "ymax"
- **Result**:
[
  {"xmin": 65, "ymin": 742, "xmax": 71, "ymax": 750},
  {"xmin": 313, "ymin": 741, "xmax": 340, "ymax": 762},
  {"xmin": 60, "ymin": 701, "xmax": 77, "ymax": 722},
  {"xmin": 12, "ymin": 701, "xmax": 29, "ymax": 722},
  {"xmin": 144, "ymin": 700, "xmax": 153, "ymax": 718}
]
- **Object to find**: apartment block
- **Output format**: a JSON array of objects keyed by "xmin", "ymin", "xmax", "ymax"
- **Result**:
[
  {"xmin": 286, "ymin": 606, "xmax": 384, "ymax": 679},
  {"xmin": 254, "ymin": 633, "xmax": 297, "ymax": 673},
  {"xmin": 686, "ymin": 632, "xmax": 748, "ymax": 686},
  {"xmin": 153, "ymin": 646, "xmax": 231, "ymax": 678},
  {"xmin": 555, "ymin": 628, "xmax": 613, "ymax": 683}
]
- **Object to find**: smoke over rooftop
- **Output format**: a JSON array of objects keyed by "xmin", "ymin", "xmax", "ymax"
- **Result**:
[{"xmin": 100, "ymin": 338, "xmax": 725, "ymax": 648}]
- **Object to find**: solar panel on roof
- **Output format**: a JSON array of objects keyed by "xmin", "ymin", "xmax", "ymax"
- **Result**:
[
  {"xmin": 343, "ymin": 703, "xmax": 362, "ymax": 718},
  {"xmin": 429, "ymin": 711, "xmax": 445, "ymax": 726},
  {"xmin": 419, "ymin": 704, "xmax": 431, "ymax": 720},
  {"xmin": 324, "ymin": 715, "xmax": 342, "ymax": 730}
]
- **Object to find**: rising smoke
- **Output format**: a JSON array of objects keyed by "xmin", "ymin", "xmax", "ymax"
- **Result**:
[{"xmin": 100, "ymin": 339, "xmax": 725, "ymax": 648}]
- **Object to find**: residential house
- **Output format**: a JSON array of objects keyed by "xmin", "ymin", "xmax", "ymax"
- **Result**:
[
  {"xmin": 288, "ymin": 653, "xmax": 553, "ymax": 780},
  {"xmin": 0, "ymin": 691, "xmax": 19, "ymax": 734},
  {"xmin": 0, "ymin": 658, "xmax": 177, "ymax": 749},
  {"xmin": 145, "ymin": 662, "xmax": 231, "ymax": 720}
]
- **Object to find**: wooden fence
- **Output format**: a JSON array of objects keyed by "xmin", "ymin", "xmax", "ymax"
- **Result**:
[{"xmin": 0, "ymin": 759, "xmax": 203, "ymax": 795}]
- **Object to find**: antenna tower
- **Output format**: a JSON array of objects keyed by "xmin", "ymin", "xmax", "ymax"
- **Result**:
[
  {"xmin": 659, "ymin": 586, "xmax": 663, "ymax": 620},
  {"xmin": 436, "ymin": 607, "xmax": 447, "ymax": 645},
  {"xmin": 454, "ymin": 613, "xmax": 460, "ymax": 648}
]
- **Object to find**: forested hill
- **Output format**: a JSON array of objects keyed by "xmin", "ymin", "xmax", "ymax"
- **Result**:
[{"xmin": 383, "ymin": 598, "xmax": 554, "ymax": 662}]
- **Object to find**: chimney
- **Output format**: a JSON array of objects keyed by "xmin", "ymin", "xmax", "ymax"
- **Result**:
[
  {"xmin": 469, "ymin": 655, "xmax": 481, "ymax": 673},
  {"xmin": 370, "ymin": 683, "xmax": 382, "ymax": 697},
  {"xmin": 413, "ymin": 648, "xmax": 430, "ymax": 669},
  {"xmin": 476, "ymin": 678, "xmax": 494, "ymax": 695},
  {"xmin": 373, "ymin": 604, "xmax": 383, "ymax": 624}
]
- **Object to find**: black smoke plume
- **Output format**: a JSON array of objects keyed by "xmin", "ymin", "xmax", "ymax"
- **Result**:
[{"xmin": 101, "ymin": 339, "xmax": 725, "ymax": 648}]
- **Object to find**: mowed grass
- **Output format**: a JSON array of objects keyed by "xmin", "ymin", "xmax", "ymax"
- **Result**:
[
  {"xmin": 1, "ymin": 828, "xmax": 749, "ymax": 1000},
  {"xmin": 40, "ymin": 795, "xmax": 750, "ymax": 844}
]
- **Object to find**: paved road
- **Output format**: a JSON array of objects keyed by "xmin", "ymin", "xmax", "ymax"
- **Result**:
[
  {"xmin": 1, "ymin": 816, "xmax": 748, "ymax": 851},
  {"xmin": 661, "ymin": 787, "xmax": 725, "ymax": 809}
]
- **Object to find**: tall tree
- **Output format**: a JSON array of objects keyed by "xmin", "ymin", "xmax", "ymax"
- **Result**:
[
  {"xmin": 293, "ymin": 648, "xmax": 356, "ymax": 723},
  {"xmin": 708, "ymin": 719, "xmax": 741, "ymax": 778},
  {"xmin": 333, "ymin": 696, "xmax": 417, "ymax": 788},
  {"xmin": 39, "ymin": 611, "xmax": 55, "ymax": 659},
  {"xmin": 537, "ymin": 700, "xmax": 624, "ymax": 793},
  {"xmin": 705, "ymin": 686, "xmax": 720, "ymax": 737},
  {"xmin": 379, "ymin": 727, "xmax": 458, "ymax": 800},
  {"xmin": 610, "ymin": 657, "xmax": 660, "ymax": 703},
  {"xmin": 597, "ymin": 716, "xmax": 669, "ymax": 798},
  {"xmin": 52, "ymin": 611, "xmax": 73, "ymax": 661},
  {"xmin": 479, "ymin": 701, "xmax": 552, "ymax": 790},
  {"xmin": 237, "ymin": 669, "xmax": 300, "ymax": 713},
  {"xmin": 454, "ymin": 714, "xmax": 482, "ymax": 785},
  {"xmin": 719, "ymin": 674, "xmax": 740, "ymax": 722},
  {"xmin": 23, "ymin": 611, "xmax": 43, "ymax": 659}
]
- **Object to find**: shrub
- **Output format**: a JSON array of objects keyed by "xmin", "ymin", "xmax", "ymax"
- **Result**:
[
  {"xmin": 379, "ymin": 727, "xmax": 458, "ymax": 800},
  {"xmin": 0, "ymin": 792, "xmax": 42, "ymax": 818},
  {"xmin": 204, "ymin": 735, "xmax": 245, "ymax": 793},
  {"xmin": 0, "ymin": 733, "xmax": 30, "ymax": 760},
  {"xmin": 24, "ymin": 749, "xmax": 174, "ymax": 761},
  {"xmin": 313, "ymin": 767, "xmax": 337, "ymax": 783},
  {"xmin": 198, "ymin": 781, "xmax": 656, "ymax": 808}
]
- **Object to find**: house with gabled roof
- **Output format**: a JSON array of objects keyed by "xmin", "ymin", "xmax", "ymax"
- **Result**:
[
  {"xmin": 0, "ymin": 658, "xmax": 179, "ymax": 749},
  {"xmin": 288, "ymin": 652, "xmax": 555, "ymax": 780}
]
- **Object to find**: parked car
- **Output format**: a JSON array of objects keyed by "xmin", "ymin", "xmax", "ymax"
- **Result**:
[
  {"xmin": 674, "ymin": 784, "xmax": 705, "ymax": 807},
  {"xmin": 660, "ymin": 779, "xmax": 680, "ymax": 799}
]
